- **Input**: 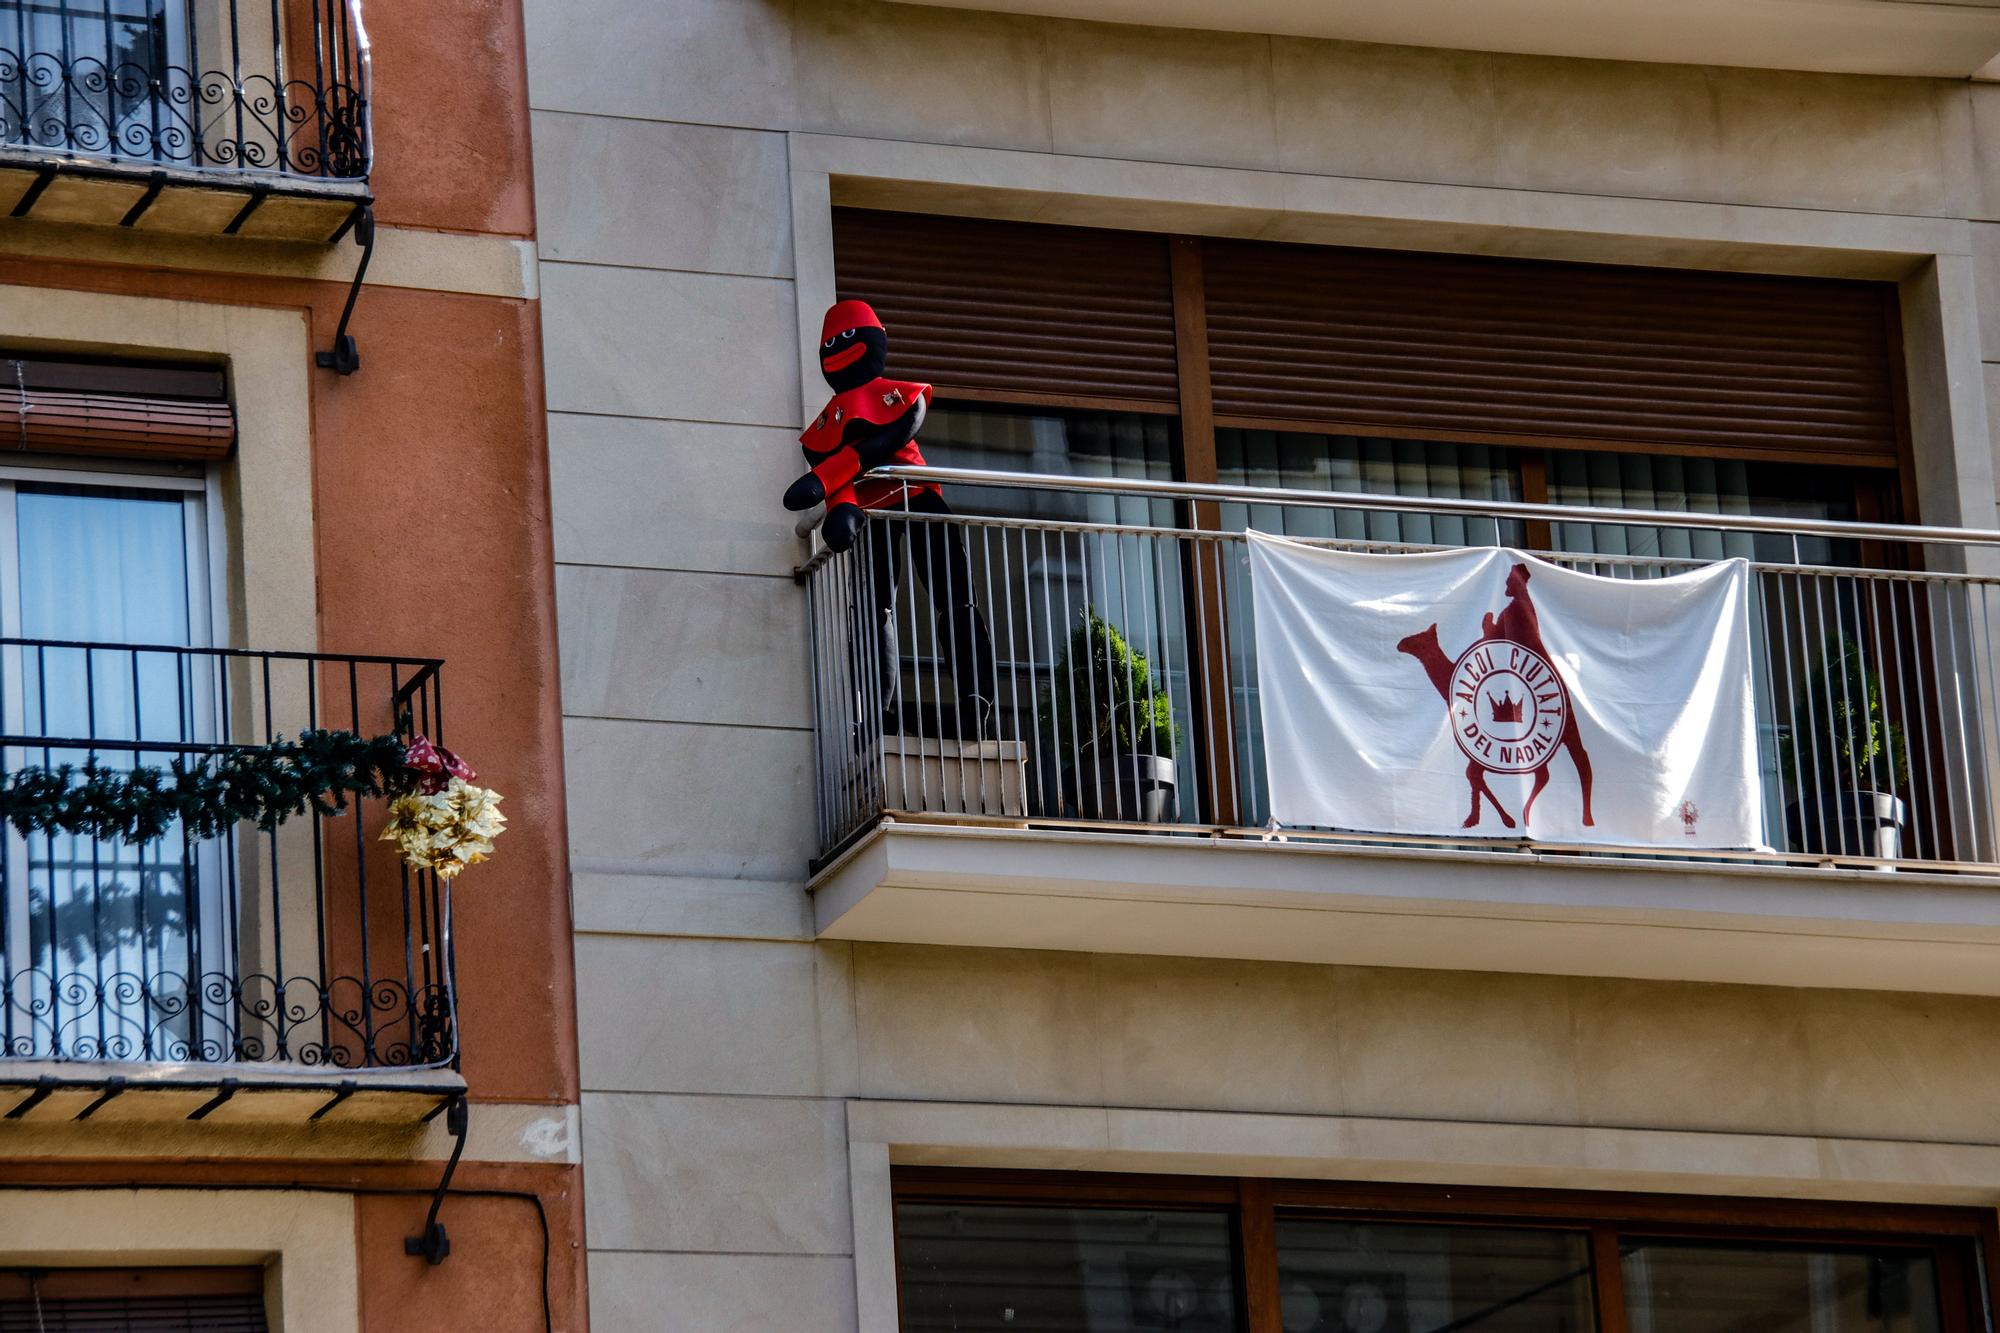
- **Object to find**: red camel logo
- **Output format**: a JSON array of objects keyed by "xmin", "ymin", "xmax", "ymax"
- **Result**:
[{"xmin": 1396, "ymin": 563, "xmax": 1596, "ymax": 830}]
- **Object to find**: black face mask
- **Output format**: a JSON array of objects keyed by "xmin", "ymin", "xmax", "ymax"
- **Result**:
[{"xmin": 820, "ymin": 326, "xmax": 888, "ymax": 393}]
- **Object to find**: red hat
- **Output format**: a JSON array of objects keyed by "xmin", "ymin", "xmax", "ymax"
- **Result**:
[{"xmin": 821, "ymin": 299, "xmax": 883, "ymax": 343}]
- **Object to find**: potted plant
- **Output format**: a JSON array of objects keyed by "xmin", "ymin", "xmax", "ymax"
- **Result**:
[
  {"xmin": 1041, "ymin": 612, "xmax": 1180, "ymax": 824},
  {"xmin": 1782, "ymin": 633, "xmax": 1911, "ymax": 861}
]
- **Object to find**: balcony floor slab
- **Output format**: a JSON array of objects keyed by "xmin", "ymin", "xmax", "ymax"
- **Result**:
[
  {"xmin": 0, "ymin": 154, "xmax": 368, "ymax": 242},
  {"xmin": 814, "ymin": 821, "xmax": 2000, "ymax": 995},
  {"xmin": 0, "ymin": 1059, "xmax": 463, "ymax": 1126}
]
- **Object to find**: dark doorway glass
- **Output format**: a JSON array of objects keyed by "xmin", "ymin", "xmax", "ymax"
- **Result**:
[
  {"xmin": 1274, "ymin": 1217, "xmax": 1594, "ymax": 1333},
  {"xmin": 897, "ymin": 1202, "xmax": 1241, "ymax": 1332},
  {"xmin": 1620, "ymin": 1240, "xmax": 1942, "ymax": 1333}
]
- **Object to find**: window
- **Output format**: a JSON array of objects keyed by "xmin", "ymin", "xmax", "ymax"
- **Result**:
[
  {"xmin": 923, "ymin": 404, "xmax": 1179, "ymax": 528},
  {"xmin": 0, "ymin": 0, "xmax": 193, "ymax": 164},
  {"xmin": 0, "ymin": 467, "xmax": 218, "ymax": 1059},
  {"xmin": 1620, "ymin": 1240, "xmax": 1945, "ymax": 1333},
  {"xmin": 1275, "ymin": 1216, "xmax": 1593, "ymax": 1333},
  {"xmin": 899, "ymin": 1202, "xmax": 1240, "ymax": 1332},
  {"xmin": 893, "ymin": 1174, "xmax": 1990, "ymax": 1333},
  {"xmin": 0, "ymin": 1266, "xmax": 268, "ymax": 1331},
  {"xmin": 832, "ymin": 210, "xmax": 1919, "ymax": 836},
  {"xmin": 917, "ymin": 405, "xmax": 1198, "ymax": 821}
]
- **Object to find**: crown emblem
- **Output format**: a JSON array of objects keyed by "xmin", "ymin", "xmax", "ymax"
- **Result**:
[{"xmin": 1487, "ymin": 690, "xmax": 1524, "ymax": 725}]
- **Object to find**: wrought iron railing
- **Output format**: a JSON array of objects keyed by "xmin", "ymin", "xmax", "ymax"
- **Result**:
[
  {"xmin": 0, "ymin": 0, "xmax": 369, "ymax": 179},
  {"xmin": 0, "ymin": 640, "xmax": 450, "ymax": 1067},
  {"xmin": 804, "ymin": 466, "xmax": 2000, "ymax": 874}
]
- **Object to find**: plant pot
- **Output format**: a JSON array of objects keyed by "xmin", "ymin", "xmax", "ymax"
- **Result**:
[
  {"xmin": 1067, "ymin": 747, "xmax": 1178, "ymax": 825},
  {"xmin": 1787, "ymin": 788, "xmax": 1906, "ymax": 862}
]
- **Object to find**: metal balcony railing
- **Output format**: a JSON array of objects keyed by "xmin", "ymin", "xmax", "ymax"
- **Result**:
[
  {"xmin": 0, "ymin": 640, "xmax": 451, "ymax": 1067},
  {"xmin": 0, "ymin": 0, "xmax": 369, "ymax": 180},
  {"xmin": 803, "ymin": 466, "xmax": 2000, "ymax": 875}
]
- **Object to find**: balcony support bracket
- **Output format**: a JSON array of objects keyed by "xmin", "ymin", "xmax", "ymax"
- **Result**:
[
  {"xmin": 316, "ymin": 205, "xmax": 376, "ymax": 377},
  {"xmin": 222, "ymin": 186, "xmax": 270, "ymax": 236},
  {"xmin": 73, "ymin": 1076, "xmax": 127, "ymax": 1121},
  {"xmin": 309, "ymin": 1079, "xmax": 358, "ymax": 1121},
  {"xmin": 404, "ymin": 1094, "xmax": 468, "ymax": 1266},
  {"xmin": 119, "ymin": 172, "xmax": 168, "ymax": 228},
  {"xmin": 9, "ymin": 167, "xmax": 56, "ymax": 219},
  {"xmin": 187, "ymin": 1078, "xmax": 240, "ymax": 1121},
  {"xmin": 4, "ymin": 1077, "xmax": 56, "ymax": 1120}
]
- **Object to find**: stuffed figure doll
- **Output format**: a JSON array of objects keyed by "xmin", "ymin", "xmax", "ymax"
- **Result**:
[
  {"xmin": 784, "ymin": 299, "xmax": 936, "ymax": 552},
  {"xmin": 784, "ymin": 299, "xmax": 997, "ymax": 738}
]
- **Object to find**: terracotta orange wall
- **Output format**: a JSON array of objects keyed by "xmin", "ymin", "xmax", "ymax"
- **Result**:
[
  {"xmin": 312, "ymin": 286, "xmax": 571, "ymax": 1104},
  {"xmin": 362, "ymin": 0, "xmax": 537, "ymax": 236},
  {"xmin": 0, "ymin": 254, "xmax": 575, "ymax": 1105},
  {"xmin": 0, "ymin": 1, "xmax": 579, "ymax": 1323},
  {"xmin": 0, "ymin": 0, "xmax": 570, "ymax": 1102}
]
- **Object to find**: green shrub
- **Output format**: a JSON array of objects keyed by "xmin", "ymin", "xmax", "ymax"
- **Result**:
[
  {"xmin": 1040, "ymin": 612, "xmax": 1179, "ymax": 758},
  {"xmin": 1782, "ymin": 633, "xmax": 1910, "ymax": 794}
]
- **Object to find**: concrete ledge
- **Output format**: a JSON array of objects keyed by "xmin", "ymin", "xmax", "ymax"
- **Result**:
[
  {"xmin": 793, "ymin": 132, "xmax": 1970, "ymax": 281},
  {"xmin": 847, "ymin": 1097, "xmax": 2000, "ymax": 1206},
  {"xmin": 813, "ymin": 822, "xmax": 2000, "ymax": 995}
]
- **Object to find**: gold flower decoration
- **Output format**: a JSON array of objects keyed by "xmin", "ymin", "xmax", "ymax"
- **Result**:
[{"xmin": 381, "ymin": 776, "xmax": 506, "ymax": 880}]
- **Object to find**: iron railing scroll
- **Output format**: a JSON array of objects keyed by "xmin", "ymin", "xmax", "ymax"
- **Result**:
[
  {"xmin": 0, "ymin": 0, "xmax": 371, "ymax": 179},
  {"xmin": 803, "ymin": 465, "xmax": 2000, "ymax": 876},
  {"xmin": 0, "ymin": 641, "xmax": 452, "ymax": 1068}
]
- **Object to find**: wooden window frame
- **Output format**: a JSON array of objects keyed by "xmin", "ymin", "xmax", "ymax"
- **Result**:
[
  {"xmin": 893, "ymin": 1167, "xmax": 1998, "ymax": 1333},
  {"xmin": 0, "ymin": 1266, "xmax": 266, "ymax": 1302},
  {"xmin": 902, "ymin": 224, "xmax": 1922, "ymax": 829}
]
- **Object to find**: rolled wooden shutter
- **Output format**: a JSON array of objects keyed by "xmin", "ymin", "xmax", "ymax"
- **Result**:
[
  {"xmin": 1203, "ymin": 240, "xmax": 1901, "ymax": 465},
  {"xmin": 831, "ymin": 209, "xmax": 1178, "ymax": 407},
  {"xmin": 0, "ymin": 1268, "xmax": 268, "ymax": 1331},
  {"xmin": 0, "ymin": 356, "xmax": 234, "ymax": 460}
]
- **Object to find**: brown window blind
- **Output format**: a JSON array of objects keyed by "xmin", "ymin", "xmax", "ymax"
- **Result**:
[
  {"xmin": 832, "ymin": 209, "xmax": 1179, "ymax": 408},
  {"xmin": 0, "ymin": 356, "xmax": 234, "ymax": 461},
  {"xmin": 0, "ymin": 1267, "xmax": 268, "ymax": 1331},
  {"xmin": 1201, "ymin": 240, "xmax": 1901, "ymax": 466}
]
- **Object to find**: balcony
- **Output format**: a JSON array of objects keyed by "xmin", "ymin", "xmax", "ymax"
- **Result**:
[
  {"xmin": 0, "ymin": 0, "xmax": 370, "ymax": 241},
  {"xmin": 0, "ymin": 640, "xmax": 460, "ymax": 1125},
  {"xmin": 804, "ymin": 467, "xmax": 2000, "ymax": 995}
]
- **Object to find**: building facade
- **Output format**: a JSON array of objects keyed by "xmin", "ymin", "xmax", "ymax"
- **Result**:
[
  {"xmin": 528, "ymin": 2, "xmax": 2000, "ymax": 1330},
  {"xmin": 0, "ymin": 1, "xmax": 582, "ymax": 1329}
]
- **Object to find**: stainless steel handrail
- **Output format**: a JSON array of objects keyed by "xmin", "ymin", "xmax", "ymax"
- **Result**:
[
  {"xmin": 804, "ymin": 483, "xmax": 2000, "ymax": 871},
  {"xmin": 866, "ymin": 465, "xmax": 2000, "ymax": 548}
]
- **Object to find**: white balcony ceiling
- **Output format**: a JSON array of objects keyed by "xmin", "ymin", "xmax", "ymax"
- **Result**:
[
  {"xmin": 815, "ymin": 825, "xmax": 2000, "ymax": 996},
  {"xmin": 893, "ymin": 0, "xmax": 2000, "ymax": 78}
]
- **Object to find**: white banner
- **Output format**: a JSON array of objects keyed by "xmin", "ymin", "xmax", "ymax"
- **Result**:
[{"xmin": 1246, "ymin": 532, "xmax": 1764, "ymax": 849}]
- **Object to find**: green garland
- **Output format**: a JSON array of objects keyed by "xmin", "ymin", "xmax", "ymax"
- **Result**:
[{"xmin": 0, "ymin": 729, "xmax": 414, "ymax": 845}]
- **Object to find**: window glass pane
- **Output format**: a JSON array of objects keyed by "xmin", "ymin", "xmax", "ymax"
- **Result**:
[
  {"xmin": 4, "ymin": 0, "xmax": 186, "ymax": 162},
  {"xmin": 8, "ymin": 484, "xmax": 203, "ymax": 1058},
  {"xmin": 18, "ymin": 485, "xmax": 191, "ymax": 647},
  {"xmin": 1543, "ymin": 451, "xmax": 1866, "ymax": 567},
  {"xmin": 911, "ymin": 406, "xmax": 1198, "ymax": 822},
  {"xmin": 1622, "ymin": 1241, "xmax": 1941, "ymax": 1333},
  {"xmin": 920, "ymin": 403, "xmax": 1179, "ymax": 527},
  {"xmin": 1275, "ymin": 1217, "xmax": 1594, "ymax": 1333},
  {"xmin": 1213, "ymin": 430, "xmax": 1525, "ymax": 548},
  {"xmin": 897, "ymin": 1202, "xmax": 1240, "ymax": 1332}
]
